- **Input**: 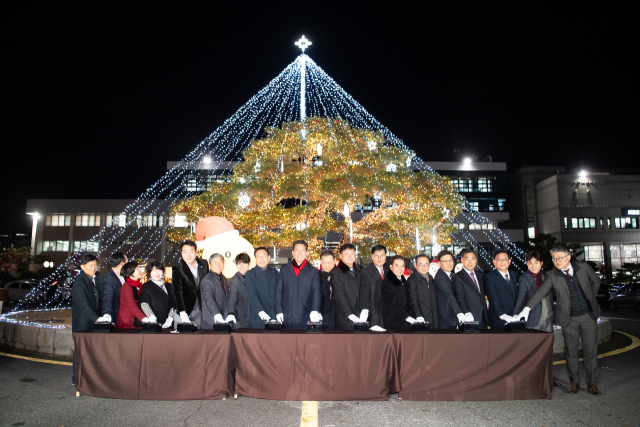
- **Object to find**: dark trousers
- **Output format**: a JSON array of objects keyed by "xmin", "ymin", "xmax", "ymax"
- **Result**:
[
  {"xmin": 562, "ymin": 313, "xmax": 598, "ymax": 384},
  {"xmin": 72, "ymin": 350, "xmax": 76, "ymax": 384}
]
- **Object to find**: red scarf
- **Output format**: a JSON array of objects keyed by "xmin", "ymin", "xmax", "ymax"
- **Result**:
[
  {"xmin": 528, "ymin": 271, "xmax": 543, "ymax": 288},
  {"xmin": 292, "ymin": 259, "xmax": 307, "ymax": 276}
]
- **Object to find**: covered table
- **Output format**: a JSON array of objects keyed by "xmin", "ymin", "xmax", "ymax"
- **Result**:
[
  {"xmin": 231, "ymin": 329, "xmax": 399, "ymax": 401},
  {"xmin": 394, "ymin": 329, "xmax": 553, "ymax": 401},
  {"xmin": 74, "ymin": 330, "xmax": 233, "ymax": 400}
]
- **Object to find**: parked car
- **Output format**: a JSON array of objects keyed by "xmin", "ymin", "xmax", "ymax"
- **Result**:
[
  {"xmin": 596, "ymin": 283, "xmax": 611, "ymax": 306},
  {"xmin": 608, "ymin": 283, "xmax": 640, "ymax": 312},
  {"xmin": 3, "ymin": 281, "xmax": 46, "ymax": 303},
  {"xmin": 609, "ymin": 283, "xmax": 627, "ymax": 294}
]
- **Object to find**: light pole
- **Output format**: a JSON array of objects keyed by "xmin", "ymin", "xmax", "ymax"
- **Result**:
[{"xmin": 27, "ymin": 212, "xmax": 40, "ymax": 257}]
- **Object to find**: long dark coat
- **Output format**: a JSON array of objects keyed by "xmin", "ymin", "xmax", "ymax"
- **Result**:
[
  {"xmin": 332, "ymin": 261, "xmax": 364, "ymax": 330},
  {"xmin": 171, "ymin": 257, "xmax": 209, "ymax": 316},
  {"xmin": 275, "ymin": 260, "xmax": 321, "ymax": 330},
  {"xmin": 407, "ymin": 272, "xmax": 439, "ymax": 328},
  {"xmin": 382, "ymin": 273, "xmax": 411, "ymax": 331},
  {"xmin": 228, "ymin": 272, "xmax": 249, "ymax": 328},
  {"xmin": 245, "ymin": 266, "xmax": 279, "ymax": 328},
  {"xmin": 360, "ymin": 262, "xmax": 389, "ymax": 328},
  {"xmin": 318, "ymin": 270, "xmax": 336, "ymax": 329},
  {"xmin": 101, "ymin": 268, "xmax": 121, "ymax": 320},
  {"xmin": 71, "ymin": 271, "xmax": 103, "ymax": 333}
]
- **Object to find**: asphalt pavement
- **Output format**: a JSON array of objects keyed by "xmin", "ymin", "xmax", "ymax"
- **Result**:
[{"xmin": 0, "ymin": 307, "xmax": 639, "ymax": 427}]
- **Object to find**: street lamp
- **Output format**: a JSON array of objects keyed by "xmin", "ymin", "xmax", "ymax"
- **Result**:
[
  {"xmin": 579, "ymin": 170, "xmax": 588, "ymax": 177},
  {"xmin": 463, "ymin": 157, "xmax": 472, "ymax": 165}
]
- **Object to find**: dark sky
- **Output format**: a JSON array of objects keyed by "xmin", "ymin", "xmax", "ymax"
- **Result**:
[{"xmin": 2, "ymin": 1, "xmax": 638, "ymax": 234}]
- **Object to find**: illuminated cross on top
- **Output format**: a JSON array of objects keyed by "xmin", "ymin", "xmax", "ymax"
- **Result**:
[{"xmin": 295, "ymin": 36, "xmax": 312, "ymax": 53}]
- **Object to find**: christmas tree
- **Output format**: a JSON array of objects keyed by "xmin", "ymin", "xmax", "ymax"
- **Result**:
[{"xmin": 168, "ymin": 117, "xmax": 464, "ymax": 259}]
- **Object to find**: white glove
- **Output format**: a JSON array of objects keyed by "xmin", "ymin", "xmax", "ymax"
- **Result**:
[
  {"xmin": 179, "ymin": 312, "xmax": 190, "ymax": 323},
  {"xmin": 258, "ymin": 311, "xmax": 271, "ymax": 321},
  {"xmin": 517, "ymin": 307, "xmax": 531, "ymax": 321},
  {"xmin": 162, "ymin": 317, "xmax": 173, "ymax": 329},
  {"xmin": 456, "ymin": 313, "xmax": 465, "ymax": 323},
  {"xmin": 416, "ymin": 317, "xmax": 425, "ymax": 323},
  {"xmin": 276, "ymin": 313, "xmax": 284, "ymax": 324},
  {"xmin": 464, "ymin": 312, "xmax": 474, "ymax": 322},
  {"xmin": 141, "ymin": 317, "xmax": 151, "ymax": 323},
  {"xmin": 95, "ymin": 315, "xmax": 108, "ymax": 323},
  {"xmin": 369, "ymin": 325, "xmax": 386, "ymax": 332},
  {"xmin": 348, "ymin": 314, "xmax": 360, "ymax": 323},
  {"xmin": 226, "ymin": 315, "xmax": 237, "ymax": 324},
  {"xmin": 214, "ymin": 314, "xmax": 224, "ymax": 323},
  {"xmin": 317, "ymin": 313, "xmax": 323, "ymax": 321},
  {"xmin": 359, "ymin": 309, "xmax": 369, "ymax": 323},
  {"xmin": 499, "ymin": 314, "xmax": 511, "ymax": 323},
  {"xmin": 406, "ymin": 316, "xmax": 416, "ymax": 324},
  {"xmin": 309, "ymin": 311, "xmax": 320, "ymax": 322},
  {"xmin": 148, "ymin": 315, "xmax": 157, "ymax": 324}
]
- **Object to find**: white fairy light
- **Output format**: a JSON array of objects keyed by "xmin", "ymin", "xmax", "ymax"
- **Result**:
[{"xmin": 295, "ymin": 35, "xmax": 312, "ymax": 53}]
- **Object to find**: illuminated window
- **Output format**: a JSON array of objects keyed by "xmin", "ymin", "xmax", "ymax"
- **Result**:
[
  {"xmin": 45, "ymin": 214, "xmax": 71, "ymax": 227},
  {"xmin": 73, "ymin": 241, "xmax": 99, "ymax": 252},
  {"xmin": 136, "ymin": 215, "xmax": 163, "ymax": 227},
  {"xmin": 42, "ymin": 240, "xmax": 69, "ymax": 252},
  {"xmin": 75, "ymin": 214, "xmax": 101, "ymax": 227},
  {"xmin": 106, "ymin": 214, "xmax": 127, "ymax": 227}
]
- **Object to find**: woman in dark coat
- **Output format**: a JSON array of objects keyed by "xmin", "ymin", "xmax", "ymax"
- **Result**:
[
  {"xmin": 227, "ymin": 253, "xmax": 250, "ymax": 329},
  {"xmin": 116, "ymin": 262, "xmax": 151, "ymax": 329},
  {"xmin": 382, "ymin": 255, "xmax": 415, "ymax": 331},
  {"xmin": 140, "ymin": 261, "xmax": 175, "ymax": 329}
]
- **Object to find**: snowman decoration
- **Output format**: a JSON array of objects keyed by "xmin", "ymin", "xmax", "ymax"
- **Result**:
[
  {"xmin": 195, "ymin": 216, "xmax": 256, "ymax": 278},
  {"xmin": 428, "ymin": 259, "xmax": 440, "ymax": 279}
]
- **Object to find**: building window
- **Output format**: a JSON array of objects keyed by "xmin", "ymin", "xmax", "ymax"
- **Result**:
[
  {"xmin": 607, "ymin": 218, "xmax": 611, "ymax": 229},
  {"xmin": 136, "ymin": 214, "xmax": 163, "ymax": 227},
  {"xmin": 564, "ymin": 217, "xmax": 568, "ymax": 229},
  {"xmin": 528, "ymin": 227, "xmax": 535, "ymax": 239},
  {"xmin": 498, "ymin": 199, "xmax": 506, "ymax": 211},
  {"xmin": 42, "ymin": 240, "xmax": 69, "ymax": 252},
  {"xmin": 73, "ymin": 241, "xmax": 99, "ymax": 252},
  {"xmin": 457, "ymin": 223, "xmax": 466, "ymax": 229},
  {"xmin": 106, "ymin": 214, "xmax": 127, "ymax": 227},
  {"xmin": 468, "ymin": 202, "xmax": 479, "ymax": 212},
  {"xmin": 600, "ymin": 217, "xmax": 603, "ymax": 229},
  {"xmin": 615, "ymin": 217, "xmax": 639, "ymax": 229},
  {"xmin": 75, "ymin": 214, "xmax": 101, "ymax": 227},
  {"xmin": 571, "ymin": 217, "xmax": 596, "ymax": 229},
  {"xmin": 44, "ymin": 214, "xmax": 71, "ymax": 227}
]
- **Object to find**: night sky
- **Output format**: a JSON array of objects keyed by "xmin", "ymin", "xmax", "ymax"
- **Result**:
[{"xmin": 2, "ymin": 1, "xmax": 638, "ymax": 234}]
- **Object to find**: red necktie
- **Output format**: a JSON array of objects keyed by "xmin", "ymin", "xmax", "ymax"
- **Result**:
[
  {"xmin": 380, "ymin": 268, "xmax": 384, "ymax": 279},
  {"xmin": 470, "ymin": 271, "xmax": 480, "ymax": 292},
  {"xmin": 563, "ymin": 269, "xmax": 572, "ymax": 278}
]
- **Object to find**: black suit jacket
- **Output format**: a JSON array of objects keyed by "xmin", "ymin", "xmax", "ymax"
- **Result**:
[
  {"xmin": 101, "ymin": 268, "xmax": 122, "ymax": 320},
  {"xmin": 452, "ymin": 268, "xmax": 489, "ymax": 328},
  {"xmin": 332, "ymin": 261, "xmax": 363, "ymax": 330},
  {"xmin": 407, "ymin": 272, "xmax": 439, "ymax": 328},
  {"xmin": 484, "ymin": 269, "xmax": 519, "ymax": 329},
  {"xmin": 433, "ymin": 268, "xmax": 462, "ymax": 329},
  {"xmin": 71, "ymin": 271, "xmax": 103, "ymax": 333},
  {"xmin": 318, "ymin": 270, "xmax": 336, "ymax": 329},
  {"xmin": 360, "ymin": 262, "xmax": 389, "ymax": 328},
  {"xmin": 382, "ymin": 273, "xmax": 411, "ymax": 331},
  {"xmin": 172, "ymin": 258, "xmax": 209, "ymax": 315}
]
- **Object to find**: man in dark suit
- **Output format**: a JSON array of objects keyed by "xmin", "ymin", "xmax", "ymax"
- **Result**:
[
  {"xmin": 382, "ymin": 255, "xmax": 415, "ymax": 330},
  {"xmin": 360, "ymin": 244, "xmax": 389, "ymax": 330},
  {"xmin": 452, "ymin": 249, "xmax": 489, "ymax": 328},
  {"xmin": 172, "ymin": 240, "xmax": 209, "ymax": 328},
  {"xmin": 332, "ymin": 243, "xmax": 367, "ymax": 330},
  {"xmin": 407, "ymin": 254, "xmax": 438, "ymax": 328},
  {"xmin": 71, "ymin": 253, "xmax": 103, "ymax": 384},
  {"xmin": 433, "ymin": 250, "xmax": 465, "ymax": 329},
  {"xmin": 517, "ymin": 245, "xmax": 602, "ymax": 395},
  {"xmin": 245, "ymin": 246, "xmax": 279, "ymax": 328},
  {"xmin": 100, "ymin": 252, "xmax": 127, "ymax": 324},
  {"xmin": 318, "ymin": 249, "xmax": 337, "ymax": 329},
  {"xmin": 275, "ymin": 240, "xmax": 321, "ymax": 329},
  {"xmin": 484, "ymin": 251, "xmax": 519, "ymax": 329}
]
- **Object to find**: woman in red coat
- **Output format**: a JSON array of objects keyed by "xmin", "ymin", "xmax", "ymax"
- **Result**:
[{"xmin": 116, "ymin": 261, "xmax": 152, "ymax": 329}]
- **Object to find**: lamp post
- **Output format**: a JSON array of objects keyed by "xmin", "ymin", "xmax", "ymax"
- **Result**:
[{"xmin": 27, "ymin": 212, "xmax": 40, "ymax": 257}]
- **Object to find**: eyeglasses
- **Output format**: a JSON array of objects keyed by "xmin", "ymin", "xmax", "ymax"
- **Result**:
[{"xmin": 552, "ymin": 255, "xmax": 569, "ymax": 262}]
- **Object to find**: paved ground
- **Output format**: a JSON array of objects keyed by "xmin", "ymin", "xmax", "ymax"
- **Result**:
[{"xmin": 1, "ymin": 307, "xmax": 639, "ymax": 427}]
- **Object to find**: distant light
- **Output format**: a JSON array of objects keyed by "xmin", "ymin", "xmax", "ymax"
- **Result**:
[
  {"xmin": 28, "ymin": 212, "xmax": 40, "ymax": 220},
  {"xmin": 579, "ymin": 170, "xmax": 588, "ymax": 177},
  {"xmin": 203, "ymin": 156, "xmax": 212, "ymax": 164},
  {"xmin": 44, "ymin": 261, "xmax": 50, "ymax": 268},
  {"xmin": 463, "ymin": 157, "xmax": 472, "ymax": 165}
]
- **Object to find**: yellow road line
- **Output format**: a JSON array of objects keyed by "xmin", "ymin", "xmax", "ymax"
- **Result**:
[
  {"xmin": 553, "ymin": 330, "xmax": 640, "ymax": 365},
  {"xmin": 0, "ymin": 351, "xmax": 72, "ymax": 366},
  {"xmin": 300, "ymin": 401, "xmax": 318, "ymax": 427}
]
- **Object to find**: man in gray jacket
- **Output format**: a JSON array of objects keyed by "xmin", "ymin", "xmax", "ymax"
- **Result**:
[
  {"xmin": 516, "ymin": 245, "xmax": 602, "ymax": 395},
  {"xmin": 200, "ymin": 253, "xmax": 229, "ymax": 330}
]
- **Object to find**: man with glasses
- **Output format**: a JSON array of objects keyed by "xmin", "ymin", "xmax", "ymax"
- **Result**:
[
  {"xmin": 484, "ymin": 251, "xmax": 519, "ymax": 329},
  {"xmin": 452, "ymin": 249, "xmax": 488, "ymax": 328},
  {"xmin": 433, "ymin": 250, "xmax": 465, "ymax": 329},
  {"xmin": 516, "ymin": 245, "xmax": 602, "ymax": 395}
]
